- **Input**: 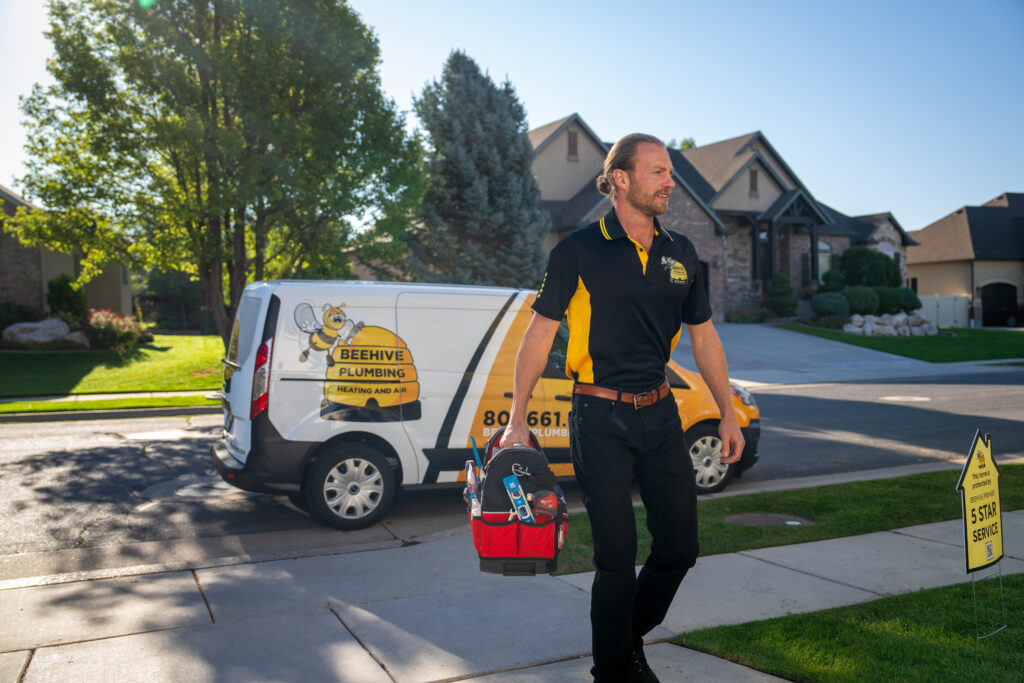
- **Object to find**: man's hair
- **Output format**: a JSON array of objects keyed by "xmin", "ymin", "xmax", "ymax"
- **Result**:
[{"xmin": 595, "ymin": 133, "xmax": 665, "ymax": 199}]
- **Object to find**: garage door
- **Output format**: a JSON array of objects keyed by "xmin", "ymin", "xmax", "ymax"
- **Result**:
[{"xmin": 981, "ymin": 282, "xmax": 1017, "ymax": 326}]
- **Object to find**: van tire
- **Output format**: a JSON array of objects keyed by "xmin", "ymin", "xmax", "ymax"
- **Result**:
[
  {"xmin": 686, "ymin": 422, "xmax": 735, "ymax": 494},
  {"xmin": 307, "ymin": 444, "xmax": 396, "ymax": 530}
]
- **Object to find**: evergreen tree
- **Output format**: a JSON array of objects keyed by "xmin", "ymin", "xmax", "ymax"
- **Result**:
[{"xmin": 406, "ymin": 50, "xmax": 549, "ymax": 287}]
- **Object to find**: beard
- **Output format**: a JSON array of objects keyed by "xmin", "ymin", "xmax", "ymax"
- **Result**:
[{"xmin": 625, "ymin": 183, "xmax": 669, "ymax": 217}]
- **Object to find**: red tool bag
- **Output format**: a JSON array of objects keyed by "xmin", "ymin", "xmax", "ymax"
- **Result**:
[{"xmin": 466, "ymin": 429, "xmax": 569, "ymax": 576}]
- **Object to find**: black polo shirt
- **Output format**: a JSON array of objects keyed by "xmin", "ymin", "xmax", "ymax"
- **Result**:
[{"xmin": 533, "ymin": 209, "xmax": 711, "ymax": 392}]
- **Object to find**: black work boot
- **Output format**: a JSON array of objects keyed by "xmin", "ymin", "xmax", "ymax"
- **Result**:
[{"xmin": 629, "ymin": 647, "xmax": 660, "ymax": 683}]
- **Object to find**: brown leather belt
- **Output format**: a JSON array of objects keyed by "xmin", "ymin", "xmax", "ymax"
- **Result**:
[{"xmin": 572, "ymin": 379, "xmax": 671, "ymax": 409}]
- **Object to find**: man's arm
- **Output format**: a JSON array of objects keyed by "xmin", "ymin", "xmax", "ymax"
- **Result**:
[
  {"xmin": 686, "ymin": 320, "xmax": 744, "ymax": 463},
  {"xmin": 499, "ymin": 313, "xmax": 561, "ymax": 448}
]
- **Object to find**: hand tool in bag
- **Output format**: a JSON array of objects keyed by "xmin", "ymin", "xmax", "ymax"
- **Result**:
[
  {"xmin": 502, "ymin": 474, "xmax": 534, "ymax": 522},
  {"xmin": 530, "ymin": 489, "xmax": 559, "ymax": 518}
]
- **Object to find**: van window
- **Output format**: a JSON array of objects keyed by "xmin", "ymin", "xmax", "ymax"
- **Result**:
[
  {"xmin": 543, "ymin": 319, "xmax": 571, "ymax": 379},
  {"xmin": 230, "ymin": 295, "xmax": 263, "ymax": 366}
]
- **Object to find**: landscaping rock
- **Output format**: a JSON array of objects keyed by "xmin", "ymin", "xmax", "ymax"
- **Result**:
[
  {"xmin": 878, "ymin": 324, "xmax": 898, "ymax": 337},
  {"xmin": 863, "ymin": 321, "xmax": 878, "ymax": 336},
  {"xmin": 843, "ymin": 323, "xmax": 863, "ymax": 335},
  {"xmin": 65, "ymin": 330, "xmax": 90, "ymax": 348},
  {"xmin": 911, "ymin": 325, "xmax": 927, "ymax": 336},
  {"xmin": 891, "ymin": 312, "xmax": 909, "ymax": 327},
  {"xmin": 897, "ymin": 325, "xmax": 912, "ymax": 337},
  {"xmin": 2, "ymin": 318, "xmax": 70, "ymax": 344},
  {"xmin": 850, "ymin": 314, "xmax": 864, "ymax": 327}
]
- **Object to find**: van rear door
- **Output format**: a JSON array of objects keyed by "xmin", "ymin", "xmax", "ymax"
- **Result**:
[{"xmin": 221, "ymin": 287, "xmax": 274, "ymax": 463}]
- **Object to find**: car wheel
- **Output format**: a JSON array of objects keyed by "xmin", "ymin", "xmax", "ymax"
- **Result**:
[
  {"xmin": 307, "ymin": 444, "xmax": 396, "ymax": 530},
  {"xmin": 686, "ymin": 423, "xmax": 735, "ymax": 494}
]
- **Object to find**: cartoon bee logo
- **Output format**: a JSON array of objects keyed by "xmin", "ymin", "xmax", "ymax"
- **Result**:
[
  {"xmin": 294, "ymin": 303, "xmax": 363, "ymax": 363},
  {"xmin": 292, "ymin": 302, "xmax": 420, "ymax": 421}
]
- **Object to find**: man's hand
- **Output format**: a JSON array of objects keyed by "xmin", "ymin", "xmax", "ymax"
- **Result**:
[
  {"xmin": 499, "ymin": 423, "xmax": 531, "ymax": 449},
  {"xmin": 719, "ymin": 416, "xmax": 745, "ymax": 464}
]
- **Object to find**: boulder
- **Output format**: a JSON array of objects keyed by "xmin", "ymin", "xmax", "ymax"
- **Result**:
[
  {"xmin": 850, "ymin": 314, "xmax": 864, "ymax": 327},
  {"xmin": 891, "ymin": 312, "xmax": 909, "ymax": 327},
  {"xmin": 863, "ymin": 322, "xmax": 878, "ymax": 337},
  {"xmin": 878, "ymin": 324, "xmax": 898, "ymax": 337},
  {"xmin": 65, "ymin": 330, "xmax": 90, "ymax": 348},
  {"xmin": 910, "ymin": 325, "xmax": 927, "ymax": 336},
  {"xmin": 908, "ymin": 313, "xmax": 928, "ymax": 326},
  {"xmin": 897, "ymin": 325, "xmax": 912, "ymax": 337},
  {"xmin": 880, "ymin": 314, "xmax": 894, "ymax": 326},
  {"xmin": 2, "ymin": 318, "xmax": 70, "ymax": 344},
  {"xmin": 842, "ymin": 323, "xmax": 864, "ymax": 335},
  {"xmin": 922, "ymin": 322, "xmax": 939, "ymax": 336}
]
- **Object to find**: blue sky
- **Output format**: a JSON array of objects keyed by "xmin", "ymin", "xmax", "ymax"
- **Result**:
[{"xmin": 3, "ymin": 0, "xmax": 1022, "ymax": 231}]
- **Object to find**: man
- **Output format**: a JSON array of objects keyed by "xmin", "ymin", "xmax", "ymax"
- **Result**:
[{"xmin": 499, "ymin": 134, "xmax": 743, "ymax": 682}]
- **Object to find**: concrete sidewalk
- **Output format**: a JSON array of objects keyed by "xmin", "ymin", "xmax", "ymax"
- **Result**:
[{"xmin": 3, "ymin": 497, "xmax": 1022, "ymax": 682}]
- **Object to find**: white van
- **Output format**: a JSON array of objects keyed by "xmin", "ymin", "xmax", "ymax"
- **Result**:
[{"xmin": 211, "ymin": 281, "xmax": 760, "ymax": 530}]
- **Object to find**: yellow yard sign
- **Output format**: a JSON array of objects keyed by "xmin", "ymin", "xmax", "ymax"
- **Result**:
[{"xmin": 956, "ymin": 431, "xmax": 1003, "ymax": 573}]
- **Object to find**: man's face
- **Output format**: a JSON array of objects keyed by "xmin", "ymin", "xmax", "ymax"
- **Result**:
[{"xmin": 621, "ymin": 143, "xmax": 675, "ymax": 217}]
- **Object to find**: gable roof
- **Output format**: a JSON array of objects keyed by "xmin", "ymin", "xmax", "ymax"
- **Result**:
[
  {"xmin": 0, "ymin": 183, "xmax": 41, "ymax": 212},
  {"xmin": 907, "ymin": 192, "xmax": 1024, "ymax": 264},
  {"xmin": 853, "ymin": 212, "xmax": 918, "ymax": 246},
  {"xmin": 528, "ymin": 115, "xmax": 730, "ymax": 236},
  {"xmin": 528, "ymin": 113, "xmax": 606, "ymax": 156},
  {"xmin": 678, "ymin": 132, "xmax": 761, "ymax": 193}
]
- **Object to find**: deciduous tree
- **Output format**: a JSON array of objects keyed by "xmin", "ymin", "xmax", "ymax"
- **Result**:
[{"xmin": 12, "ymin": 0, "xmax": 423, "ymax": 346}]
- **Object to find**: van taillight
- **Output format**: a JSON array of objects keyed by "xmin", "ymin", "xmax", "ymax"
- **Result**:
[{"xmin": 251, "ymin": 337, "xmax": 273, "ymax": 419}]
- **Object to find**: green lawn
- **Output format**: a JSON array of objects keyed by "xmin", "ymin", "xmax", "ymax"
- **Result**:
[
  {"xmin": 777, "ymin": 323, "xmax": 1024, "ymax": 363},
  {"xmin": 556, "ymin": 465, "xmax": 1024, "ymax": 575},
  {"xmin": 0, "ymin": 334, "xmax": 224, "ymax": 398},
  {"xmin": 676, "ymin": 575, "xmax": 1022, "ymax": 682}
]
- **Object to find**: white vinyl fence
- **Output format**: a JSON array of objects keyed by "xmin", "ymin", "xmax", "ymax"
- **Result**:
[{"xmin": 917, "ymin": 294, "xmax": 970, "ymax": 328}]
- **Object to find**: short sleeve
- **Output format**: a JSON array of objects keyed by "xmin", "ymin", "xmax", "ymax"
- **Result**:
[
  {"xmin": 680, "ymin": 243, "xmax": 712, "ymax": 325},
  {"xmin": 532, "ymin": 236, "xmax": 578, "ymax": 321}
]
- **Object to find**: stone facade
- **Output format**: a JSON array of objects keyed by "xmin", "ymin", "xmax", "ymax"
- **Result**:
[
  {"xmin": 0, "ymin": 221, "xmax": 44, "ymax": 317},
  {"xmin": 659, "ymin": 186, "xmax": 725, "ymax": 319}
]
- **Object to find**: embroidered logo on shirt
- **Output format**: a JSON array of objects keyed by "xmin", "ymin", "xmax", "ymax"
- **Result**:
[{"xmin": 661, "ymin": 257, "xmax": 688, "ymax": 284}]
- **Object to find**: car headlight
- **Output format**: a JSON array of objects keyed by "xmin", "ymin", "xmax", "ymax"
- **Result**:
[{"xmin": 730, "ymin": 384, "xmax": 756, "ymax": 406}]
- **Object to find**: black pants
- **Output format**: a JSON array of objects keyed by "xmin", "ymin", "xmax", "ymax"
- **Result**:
[{"xmin": 570, "ymin": 393, "xmax": 699, "ymax": 682}]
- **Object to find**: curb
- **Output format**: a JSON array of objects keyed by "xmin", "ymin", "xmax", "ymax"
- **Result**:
[{"xmin": 0, "ymin": 405, "xmax": 222, "ymax": 423}]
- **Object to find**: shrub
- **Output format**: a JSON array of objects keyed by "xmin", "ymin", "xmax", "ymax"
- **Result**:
[
  {"xmin": 811, "ymin": 314, "xmax": 848, "ymax": 329},
  {"xmin": 842, "ymin": 286, "xmax": 880, "ymax": 315},
  {"xmin": 817, "ymin": 269, "xmax": 844, "ymax": 293},
  {"xmin": 726, "ymin": 307, "xmax": 768, "ymax": 323},
  {"xmin": 46, "ymin": 274, "xmax": 88, "ymax": 325},
  {"xmin": 766, "ymin": 272, "xmax": 799, "ymax": 317},
  {"xmin": 0, "ymin": 301, "xmax": 36, "ymax": 331},
  {"xmin": 86, "ymin": 308, "xmax": 143, "ymax": 350},
  {"xmin": 873, "ymin": 286, "xmax": 903, "ymax": 315},
  {"xmin": 897, "ymin": 286, "xmax": 922, "ymax": 312},
  {"xmin": 839, "ymin": 246, "xmax": 900, "ymax": 287},
  {"xmin": 811, "ymin": 292, "xmax": 850, "ymax": 318}
]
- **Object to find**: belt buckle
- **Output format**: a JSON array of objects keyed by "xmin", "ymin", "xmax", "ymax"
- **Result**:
[{"xmin": 633, "ymin": 390, "xmax": 649, "ymax": 410}]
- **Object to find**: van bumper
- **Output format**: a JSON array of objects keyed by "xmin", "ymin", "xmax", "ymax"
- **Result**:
[
  {"xmin": 211, "ymin": 440, "xmax": 301, "ymax": 494},
  {"xmin": 738, "ymin": 420, "xmax": 760, "ymax": 472}
]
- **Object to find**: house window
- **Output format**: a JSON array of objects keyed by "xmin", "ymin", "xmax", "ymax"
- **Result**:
[
  {"xmin": 749, "ymin": 169, "xmax": 758, "ymax": 198},
  {"xmin": 567, "ymin": 131, "xmax": 578, "ymax": 160}
]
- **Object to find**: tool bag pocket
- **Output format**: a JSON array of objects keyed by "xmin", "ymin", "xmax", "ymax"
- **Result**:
[{"xmin": 467, "ymin": 435, "xmax": 569, "ymax": 576}]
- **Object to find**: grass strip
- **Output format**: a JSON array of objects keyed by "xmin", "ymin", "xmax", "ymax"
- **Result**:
[
  {"xmin": 0, "ymin": 334, "xmax": 223, "ymax": 397},
  {"xmin": 0, "ymin": 395, "xmax": 219, "ymax": 414},
  {"xmin": 555, "ymin": 464, "xmax": 1024, "ymax": 575},
  {"xmin": 776, "ymin": 324, "xmax": 1024, "ymax": 363},
  {"xmin": 674, "ymin": 574, "xmax": 1023, "ymax": 682}
]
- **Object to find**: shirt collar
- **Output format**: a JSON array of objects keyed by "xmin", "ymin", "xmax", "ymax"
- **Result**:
[{"xmin": 599, "ymin": 210, "xmax": 674, "ymax": 243}]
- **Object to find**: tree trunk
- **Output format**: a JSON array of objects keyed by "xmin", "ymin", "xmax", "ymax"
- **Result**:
[{"xmin": 199, "ymin": 258, "xmax": 231, "ymax": 349}]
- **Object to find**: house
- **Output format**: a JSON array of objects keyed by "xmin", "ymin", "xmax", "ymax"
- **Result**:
[
  {"xmin": 529, "ymin": 117, "xmax": 912, "ymax": 316},
  {"xmin": 0, "ymin": 182, "xmax": 133, "ymax": 319},
  {"xmin": 907, "ymin": 192, "xmax": 1024, "ymax": 326}
]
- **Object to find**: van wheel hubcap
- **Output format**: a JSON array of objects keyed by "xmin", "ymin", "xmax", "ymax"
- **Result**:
[{"xmin": 323, "ymin": 458, "xmax": 384, "ymax": 520}]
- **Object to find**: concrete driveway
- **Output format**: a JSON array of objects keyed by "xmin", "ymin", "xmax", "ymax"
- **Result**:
[{"xmin": 671, "ymin": 322, "xmax": 1018, "ymax": 386}]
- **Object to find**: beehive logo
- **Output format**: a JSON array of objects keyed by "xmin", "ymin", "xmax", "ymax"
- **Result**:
[{"xmin": 295, "ymin": 303, "xmax": 421, "ymax": 421}]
